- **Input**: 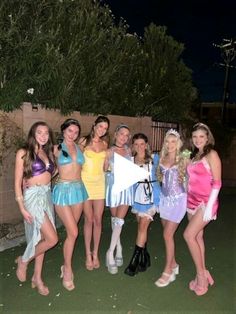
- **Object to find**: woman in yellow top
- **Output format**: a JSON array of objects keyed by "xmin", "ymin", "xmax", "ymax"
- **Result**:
[{"xmin": 79, "ymin": 116, "xmax": 110, "ymax": 270}]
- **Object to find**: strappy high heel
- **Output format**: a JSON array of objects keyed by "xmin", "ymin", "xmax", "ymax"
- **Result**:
[
  {"xmin": 85, "ymin": 253, "xmax": 94, "ymax": 271},
  {"xmin": 194, "ymin": 273, "xmax": 208, "ymax": 296},
  {"xmin": 15, "ymin": 256, "xmax": 27, "ymax": 282},
  {"xmin": 172, "ymin": 264, "xmax": 179, "ymax": 275},
  {"xmin": 31, "ymin": 279, "xmax": 49, "ymax": 296},
  {"xmin": 154, "ymin": 272, "xmax": 176, "ymax": 287},
  {"xmin": 189, "ymin": 270, "xmax": 214, "ymax": 291},
  {"xmin": 205, "ymin": 270, "xmax": 214, "ymax": 286},
  {"xmin": 92, "ymin": 252, "xmax": 100, "ymax": 269},
  {"xmin": 60, "ymin": 265, "xmax": 75, "ymax": 291},
  {"xmin": 189, "ymin": 277, "xmax": 197, "ymax": 291}
]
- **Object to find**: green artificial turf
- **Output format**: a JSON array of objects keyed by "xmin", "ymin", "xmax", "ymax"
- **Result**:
[{"xmin": 0, "ymin": 188, "xmax": 235, "ymax": 314}]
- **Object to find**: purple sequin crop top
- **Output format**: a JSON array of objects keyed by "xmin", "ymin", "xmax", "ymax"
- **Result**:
[{"xmin": 32, "ymin": 155, "xmax": 54, "ymax": 177}]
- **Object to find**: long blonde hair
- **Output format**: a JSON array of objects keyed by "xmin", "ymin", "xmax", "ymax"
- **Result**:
[{"xmin": 157, "ymin": 129, "xmax": 186, "ymax": 183}]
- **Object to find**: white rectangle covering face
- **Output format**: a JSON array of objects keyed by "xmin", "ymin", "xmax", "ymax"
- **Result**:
[{"xmin": 113, "ymin": 152, "xmax": 150, "ymax": 194}]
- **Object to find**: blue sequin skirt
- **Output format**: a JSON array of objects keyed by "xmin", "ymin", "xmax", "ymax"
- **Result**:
[{"xmin": 52, "ymin": 180, "xmax": 88, "ymax": 206}]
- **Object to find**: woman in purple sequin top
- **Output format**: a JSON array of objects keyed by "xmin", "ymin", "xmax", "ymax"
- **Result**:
[
  {"xmin": 14, "ymin": 121, "xmax": 58, "ymax": 296},
  {"xmin": 155, "ymin": 129, "xmax": 188, "ymax": 288}
]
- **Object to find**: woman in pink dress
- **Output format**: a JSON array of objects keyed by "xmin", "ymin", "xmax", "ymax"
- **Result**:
[{"xmin": 183, "ymin": 123, "xmax": 222, "ymax": 296}]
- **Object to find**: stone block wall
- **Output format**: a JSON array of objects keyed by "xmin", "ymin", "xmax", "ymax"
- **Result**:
[
  {"xmin": 0, "ymin": 103, "xmax": 152, "ymax": 224},
  {"xmin": 1, "ymin": 103, "xmax": 235, "ymax": 224}
]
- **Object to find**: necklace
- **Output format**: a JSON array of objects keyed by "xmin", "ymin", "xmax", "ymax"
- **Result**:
[{"xmin": 113, "ymin": 143, "xmax": 124, "ymax": 148}]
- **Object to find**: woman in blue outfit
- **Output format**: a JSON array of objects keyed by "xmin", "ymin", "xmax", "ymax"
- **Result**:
[
  {"xmin": 53, "ymin": 118, "xmax": 88, "ymax": 291},
  {"xmin": 105, "ymin": 124, "xmax": 133, "ymax": 274},
  {"xmin": 124, "ymin": 133, "xmax": 160, "ymax": 276},
  {"xmin": 14, "ymin": 121, "xmax": 58, "ymax": 296}
]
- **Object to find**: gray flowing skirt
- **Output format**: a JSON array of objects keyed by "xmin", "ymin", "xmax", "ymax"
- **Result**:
[{"xmin": 22, "ymin": 184, "xmax": 55, "ymax": 262}]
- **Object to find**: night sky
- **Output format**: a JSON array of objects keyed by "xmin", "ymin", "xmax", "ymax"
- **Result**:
[{"xmin": 104, "ymin": 0, "xmax": 236, "ymax": 102}]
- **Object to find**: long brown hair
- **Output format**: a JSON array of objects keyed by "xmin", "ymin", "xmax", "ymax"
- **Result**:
[
  {"xmin": 83, "ymin": 115, "xmax": 110, "ymax": 147},
  {"xmin": 191, "ymin": 122, "xmax": 215, "ymax": 160},
  {"xmin": 23, "ymin": 121, "xmax": 55, "ymax": 178},
  {"xmin": 132, "ymin": 133, "xmax": 153, "ymax": 164}
]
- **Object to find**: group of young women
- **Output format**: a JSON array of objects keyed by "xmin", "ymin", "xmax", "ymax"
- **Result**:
[{"xmin": 14, "ymin": 117, "xmax": 221, "ymax": 297}]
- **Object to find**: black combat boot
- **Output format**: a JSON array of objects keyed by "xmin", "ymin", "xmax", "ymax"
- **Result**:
[
  {"xmin": 144, "ymin": 244, "xmax": 151, "ymax": 267},
  {"xmin": 138, "ymin": 244, "xmax": 151, "ymax": 272},
  {"xmin": 124, "ymin": 245, "xmax": 142, "ymax": 276}
]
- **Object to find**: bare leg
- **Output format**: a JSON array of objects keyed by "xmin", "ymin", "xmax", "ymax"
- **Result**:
[
  {"xmin": 184, "ymin": 209, "xmax": 209, "ymax": 288},
  {"xmin": 136, "ymin": 217, "xmax": 151, "ymax": 247},
  {"xmin": 92, "ymin": 199, "xmax": 104, "ymax": 267},
  {"xmin": 161, "ymin": 220, "xmax": 177, "ymax": 269},
  {"xmin": 31, "ymin": 253, "xmax": 49, "ymax": 296},
  {"xmin": 83, "ymin": 200, "xmax": 94, "ymax": 269},
  {"xmin": 184, "ymin": 209, "xmax": 208, "ymax": 274},
  {"xmin": 162, "ymin": 220, "xmax": 179, "ymax": 274},
  {"xmin": 32, "ymin": 253, "xmax": 44, "ymax": 283},
  {"xmin": 110, "ymin": 207, "xmax": 117, "ymax": 218},
  {"xmin": 188, "ymin": 214, "xmax": 206, "ymax": 270},
  {"xmin": 56, "ymin": 203, "xmax": 83, "ymax": 281},
  {"xmin": 155, "ymin": 219, "xmax": 179, "ymax": 287},
  {"xmin": 21, "ymin": 214, "xmax": 58, "ymax": 264},
  {"xmin": 16, "ymin": 214, "xmax": 58, "ymax": 287}
]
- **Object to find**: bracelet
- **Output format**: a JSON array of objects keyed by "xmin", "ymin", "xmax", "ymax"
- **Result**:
[{"xmin": 15, "ymin": 195, "xmax": 23, "ymax": 202}]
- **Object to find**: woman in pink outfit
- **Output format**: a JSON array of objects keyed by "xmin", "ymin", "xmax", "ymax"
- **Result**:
[{"xmin": 184, "ymin": 123, "xmax": 222, "ymax": 296}]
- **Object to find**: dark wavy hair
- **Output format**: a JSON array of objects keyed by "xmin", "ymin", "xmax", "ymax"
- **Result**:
[
  {"xmin": 191, "ymin": 122, "xmax": 215, "ymax": 160},
  {"xmin": 23, "ymin": 121, "xmax": 55, "ymax": 178},
  {"xmin": 60, "ymin": 118, "xmax": 81, "ymax": 134},
  {"xmin": 132, "ymin": 133, "xmax": 152, "ymax": 164},
  {"xmin": 83, "ymin": 115, "xmax": 110, "ymax": 147},
  {"xmin": 58, "ymin": 118, "xmax": 81, "ymax": 156}
]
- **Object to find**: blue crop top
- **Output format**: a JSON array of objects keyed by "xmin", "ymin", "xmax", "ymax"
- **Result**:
[
  {"xmin": 57, "ymin": 142, "xmax": 85, "ymax": 166},
  {"xmin": 32, "ymin": 155, "xmax": 54, "ymax": 177}
]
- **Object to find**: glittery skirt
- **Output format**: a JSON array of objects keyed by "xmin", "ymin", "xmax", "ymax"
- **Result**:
[
  {"xmin": 159, "ymin": 192, "xmax": 187, "ymax": 223},
  {"xmin": 52, "ymin": 180, "xmax": 88, "ymax": 206}
]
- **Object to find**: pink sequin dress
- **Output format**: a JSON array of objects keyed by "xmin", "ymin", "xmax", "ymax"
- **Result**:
[{"xmin": 187, "ymin": 157, "xmax": 219, "ymax": 217}]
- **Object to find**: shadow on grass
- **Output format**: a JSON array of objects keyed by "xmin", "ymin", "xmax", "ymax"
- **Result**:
[{"xmin": 0, "ymin": 188, "xmax": 235, "ymax": 314}]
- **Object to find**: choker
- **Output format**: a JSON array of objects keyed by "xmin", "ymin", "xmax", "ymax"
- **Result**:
[{"xmin": 113, "ymin": 144, "xmax": 124, "ymax": 148}]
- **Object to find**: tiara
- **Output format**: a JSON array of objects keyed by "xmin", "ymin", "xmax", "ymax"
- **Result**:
[
  {"xmin": 193, "ymin": 122, "xmax": 209, "ymax": 130},
  {"xmin": 166, "ymin": 128, "xmax": 180, "ymax": 138},
  {"xmin": 115, "ymin": 124, "xmax": 130, "ymax": 132}
]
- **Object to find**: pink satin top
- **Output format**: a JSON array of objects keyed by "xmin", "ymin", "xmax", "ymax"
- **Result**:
[{"xmin": 187, "ymin": 157, "xmax": 219, "ymax": 215}]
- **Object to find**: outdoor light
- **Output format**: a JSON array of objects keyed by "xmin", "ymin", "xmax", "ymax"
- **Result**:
[{"xmin": 31, "ymin": 103, "xmax": 38, "ymax": 112}]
